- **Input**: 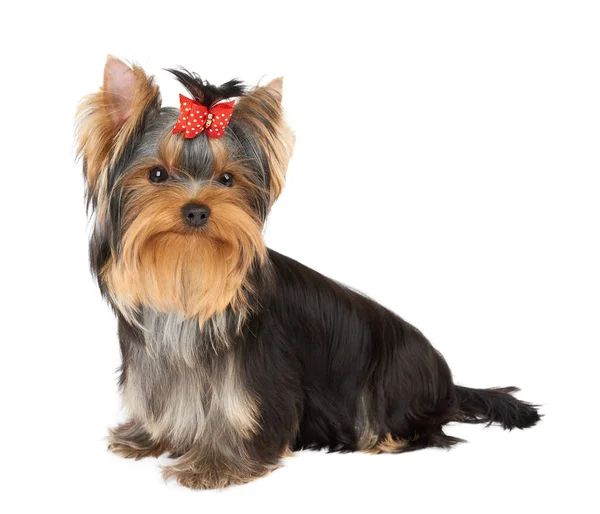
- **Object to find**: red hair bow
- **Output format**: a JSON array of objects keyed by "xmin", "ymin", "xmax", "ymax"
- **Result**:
[{"xmin": 172, "ymin": 94, "xmax": 234, "ymax": 139}]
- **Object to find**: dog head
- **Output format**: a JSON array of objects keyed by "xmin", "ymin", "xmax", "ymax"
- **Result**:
[{"xmin": 76, "ymin": 56, "xmax": 294, "ymax": 324}]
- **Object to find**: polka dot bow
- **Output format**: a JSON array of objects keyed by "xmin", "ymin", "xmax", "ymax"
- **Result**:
[{"xmin": 172, "ymin": 94, "xmax": 235, "ymax": 139}]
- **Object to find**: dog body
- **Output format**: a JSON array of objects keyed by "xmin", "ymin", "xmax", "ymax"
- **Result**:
[
  {"xmin": 114, "ymin": 249, "xmax": 459, "ymax": 488},
  {"xmin": 77, "ymin": 57, "xmax": 539, "ymax": 489}
]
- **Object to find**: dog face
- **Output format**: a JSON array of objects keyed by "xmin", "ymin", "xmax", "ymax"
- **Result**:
[{"xmin": 76, "ymin": 57, "xmax": 294, "ymax": 323}]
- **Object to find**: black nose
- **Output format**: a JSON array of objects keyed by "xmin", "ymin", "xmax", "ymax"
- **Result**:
[{"xmin": 182, "ymin": 203, "xmax": 210, "ymax": 227}]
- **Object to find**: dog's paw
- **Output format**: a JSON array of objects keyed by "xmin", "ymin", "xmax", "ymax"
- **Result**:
[
  {"xmin": 107, "ymin": 421, "xmax": 164, "ymax": 460},
  {"xmin": 163, "ymin": 460, "xmax": 279, "ymax": 490},
  {"xmin": 107, "ymin": 440, "xmax": 163, "ymax": 460}
]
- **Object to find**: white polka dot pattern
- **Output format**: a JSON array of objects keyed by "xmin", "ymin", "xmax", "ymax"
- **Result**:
[{"xmin": 172, "ymin": 94, "xmax": 235, "ymax": 139}]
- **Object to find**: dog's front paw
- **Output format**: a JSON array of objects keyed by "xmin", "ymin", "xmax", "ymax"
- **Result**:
[
  {"xmin": 163, "ymin": 456, "xmax": 280, "ymax": 490},
  {"xmin": 163, "ymin": 467, "xmax": 271, "ymax": 490},
  {"xmin": 107, "ymin": 421, "xmax": 164, "ymax": 460}
]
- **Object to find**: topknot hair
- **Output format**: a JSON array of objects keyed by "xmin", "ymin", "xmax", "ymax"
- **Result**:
[{"xmin": 166, "ymin": 68, "xmax": 247, "ymax": 107}]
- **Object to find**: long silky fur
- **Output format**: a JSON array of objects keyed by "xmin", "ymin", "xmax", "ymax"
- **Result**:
[
  {"xmin": 78, "ymin": 61, "xmax": 540, "ymax": 490},
  {"xmin": 455, "ymin": 386, "xmax": 541, "ymax": 429}
]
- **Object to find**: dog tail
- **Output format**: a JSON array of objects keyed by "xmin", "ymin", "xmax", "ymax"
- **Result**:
[{"xmin": 454, "ymin": 385, "xmax": 541, "ymax": 430}]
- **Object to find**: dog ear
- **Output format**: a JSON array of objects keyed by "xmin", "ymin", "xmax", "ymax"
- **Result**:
[
  {"xmin": 76, "ymin": 56, "xmax": 160, "ymax": 201},
  {"xmin": 265, "ymin": 77, "xmax": 283, "ymax": 95},
  {"xmin": 103, "ymin": 56, "xmax": 143, "ymax": 131},
  {"xmin": 234, "ymin": 77, "xmax": 295, "ymax": 202}
]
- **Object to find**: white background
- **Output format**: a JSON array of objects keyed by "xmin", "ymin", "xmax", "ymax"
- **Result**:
[{"xmin": 1, "ymin": 1, "xmax": 598, "ymax": 512}]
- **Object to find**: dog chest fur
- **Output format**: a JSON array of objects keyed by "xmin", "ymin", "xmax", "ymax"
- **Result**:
[{"xmin": 121, "ymin": 310, "xmax": 258, "ymax": 450}]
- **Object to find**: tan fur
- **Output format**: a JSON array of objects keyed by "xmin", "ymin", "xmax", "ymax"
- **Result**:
[
  {"xmin": 107, "ymin": 421, "xmax": 165, "ymax": 459},
  {"xmin": 281, "ymin": 445, "xmax": 295, "ymax": 458},
  {"xmin": 163, "ymin": 456, "xmax": 280, "ymax": 490},
  {"xmin": 159, "ymin": 130, "xmax": 185, "ymax": 172},
  {"xmin": 102, "ymin": 168, "xmax": 265, "ymax": 325},
  {"xmin": 234, "ymin": 80, "xmax": 295, "ymax": 202},
  {"xmin": 362, "ymin": 433, "xmax": 408, "ymax": 455},
  {"xmin": 75, "ymin": 57, "xmax": 160, "ymax": 216},
  {"xmin": 162, "ymin": 443, "xmax": 282, "ymax": 489}
]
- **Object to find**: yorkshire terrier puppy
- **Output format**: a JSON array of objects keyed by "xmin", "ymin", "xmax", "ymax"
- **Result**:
[{"xmin": 76, "ymin": 56, "xmax": 539, "ymax": 490}]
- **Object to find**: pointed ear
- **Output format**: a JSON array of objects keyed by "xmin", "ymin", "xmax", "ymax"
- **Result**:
[
  {"xmin": 265, "ymin": 77, "xmax": 283, "ymax": 95},
  {"xmin": 234, "ymin": 77, "xmax": 295, "ymax": 202},
  {"xmin": 76, "ymin": 56, "xmax": 160, "ymax": 198},
  {"xmin": 103, "ymin": 56, "xmax": 141, "ymax": 131}
]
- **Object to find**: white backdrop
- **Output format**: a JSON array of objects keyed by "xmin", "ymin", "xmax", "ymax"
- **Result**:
[{"xmin": 1, "ymin": 1, "xmax": 598, "ymax": 512}]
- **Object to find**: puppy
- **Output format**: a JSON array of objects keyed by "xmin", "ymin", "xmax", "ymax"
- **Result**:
[{"xmin": 76, "ymin": 56, "xmax": 539, "ymax": 489}]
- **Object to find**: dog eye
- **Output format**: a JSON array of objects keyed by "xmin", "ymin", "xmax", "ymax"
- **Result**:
[
  {"xmin": 217, "ymin": 173, "xmax": 234, "ymax": 187},
  {"xmin": 148, "ymin": 167, "xmax": 169, "ymax": 183}
]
